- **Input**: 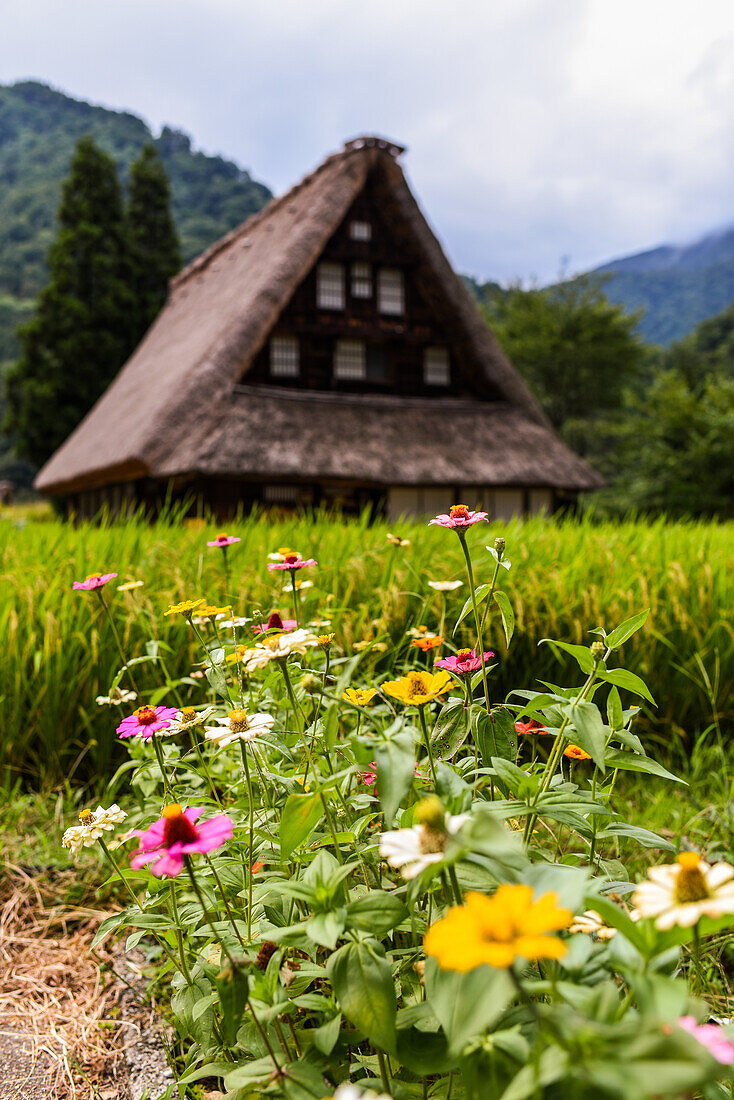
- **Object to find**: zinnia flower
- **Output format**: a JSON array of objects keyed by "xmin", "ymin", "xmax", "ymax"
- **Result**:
[
  {"xmin": 379, "ymin": 800, "xmax": 468, "ymax": 880},
  {"xmin": 632, "ymin": 852, "xmax": 734, "ymax": 929},
  {"xmin": 425, "ymin": 885, "xmax": 572, "ymax": 971},
  {"xmin": 429, "ymin": 505, "xmax": 488, "ymax": 530},
  {"xmin": 240, "ymin": 629, "xmax": 320, "ymax": 671},
  {"xmin": 435, "ymin": 648, "xmax": 495, "ymax": 674},
  {"xmin": 117, "ymin": 579, "xmax": 144, "ymax": 591},
  {"xmin": 116, "ymin": 705, "xmax": 179, "ymax": 739},
  {"xmin": 343, "ymin": 687, "xmax": 378, "ymax": 706},
  {"xmin": 412, "ymin": 635, "xmax": 443, "ymax": 652},
  {"xmin": 267, "ymin": 553, "xmax": 317, "ymax": 572},
  {"xmin": 268, "ymin": 546, "xmax": 295, "ymax": 561},
  {"xmin": 564, "ymin": 744, "xmax": 592, "ymax": 761},
  {"xmin": 332, "ymin": 1085, "xmax": 391, "ymax": 1100},
  {"xmin": 162, "ymin": 706, "xmax": 216, "ymax": 735},
  {"xmin": 515, "ymin": 718, "xmax": 551, "ymax": 736},
  {"xmin": 253, "ymin": 611, "xmax": 296, "ymax": 633},
  {"xmin": 569, "ymin": 910, "xmax": 617, "ymax": 940},
  {"xmin": 96, "ymin": 687, "xmax": 137, "ymax": 707},
  {"xmin": 678, "ymin": 1017, "xmax": 734, "ymax": 1065},
  {"xmin": 164, "ymin": 598, "xmax": 205, "ymax": 617},
  {"xmin": 354, "ymin": 640, "xmax": 388, "ymax": 652},
  {"xmin": 204, "ymin": 708, "xmax": 275, "ymax": 745},
  {"xmin": 382, "ymin": 669, "xmax": 452, "ymax": 707},
  {"xmin": 62, "ymin": 805, "xmax": 127, "ymax": 857},
  {"xmin": 129, "ymin": 804, "xmax": 234, "ymax": 878},
  {"xmin": 428, "ymin": 580, "xmax": 463, "ymax": 592},
  {"xmin": 207, "ymin": 532, "xmax": 241, "ymax": 548},
  {"xmin": 73, "ymin": 572, "xmax": 118, "ymax": 591},
  {"xmin": 386, "ymin": 533, "xmax": 411, "ymax": 547}
]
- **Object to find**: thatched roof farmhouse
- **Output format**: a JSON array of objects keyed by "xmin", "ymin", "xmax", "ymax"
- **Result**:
[{"xmin": 35, "ymin": 136, "xmax": 602, "ymax": 519}]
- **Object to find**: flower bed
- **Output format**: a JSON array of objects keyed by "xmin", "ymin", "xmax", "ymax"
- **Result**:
[{"xmin": 62, "ymin": 514, "xmax": 734, "ymax": 1098}]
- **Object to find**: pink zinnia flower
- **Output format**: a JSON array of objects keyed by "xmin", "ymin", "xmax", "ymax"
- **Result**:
[
  {"xmin": 267, "ymin": 553, "xmax": 317, "ymax": 572},
  {"xmin": 435, "ymin": 647, "xmax": 495, "ymax": 674},
  {"xmin": 207, "ymin": 532, "xmax": 241, "ymax": 548},
  {"xmin": 129, "ymin": 804, "xmax": 234, "ymax": 878},
  {"xmin": 359, "ymin": 763, "xmax": 378, "ymax": 789},
  {"xmin": 253, "ymin": 611, "xmax": 297, "ymax": 633},
  {"xmin": 73, "ymin": 572, "xmax": 118, "ymax": 591},
  {"xmin": 678, "ymin": 1016, "xmax": 734, "ymax": 1065},
  {"xmin": 429, "ymin": 505, "xmax": 488, "ymax": 529},
  {"xmin": 117, "ymin": 705, "xmax": 179, "ymax": 739}
]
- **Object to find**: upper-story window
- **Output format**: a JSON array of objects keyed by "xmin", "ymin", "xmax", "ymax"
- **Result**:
[
  {"xmin": 270, "ymin": 335, "xmax": 299, "ymax": 378},
  {"xmin": 424, "ymin": 346, "xmax": 450, "ymax": 386},
  {"xmin": 351, "ymin": 262, "xmax": 372, "ymax": 299},
  {"xmin": 349, "ymin": 220, "xmax": 372, "ymax": 241},
  {"xmin": 317, "ymin": 263, "xmax": 345, "ymax": 309},
  {"xmin": 334, "ymin": 339, "xmax": 366, "ymax": 380},
  {"xmin": 378, "ymin": 268, "xmax": 405, "ymax": 315}
]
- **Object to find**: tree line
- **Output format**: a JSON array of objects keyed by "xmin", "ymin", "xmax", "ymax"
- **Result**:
[{"xmin": 3, "ymin": 136, "xmax": 181, "ymax": 468}]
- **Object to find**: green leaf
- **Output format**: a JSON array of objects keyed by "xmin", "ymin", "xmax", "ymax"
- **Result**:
[
  {"xmin": 539, "ymin": 639, "xmax": 595, "ymax": 673},
  {"xmin": 499, "ymin": 1045, "xmax": 569, "ymax": 1100},
  {"xmin": 306, "ymin": 909, "xmax": 346, "ymax": 949},
  {"xmin": 475, "ymin": 707, "xmax": 516, "ymax": 768},
  {"xmin": 327, "ymin": 941, "xmax": 397, "ymax": 1053},
  {"xmin": 214, "ymin": 960, "xmax": 249, "ymax": 1046},
  {"xmin": 562, "ymin": 700, "xmax": 606, "ymax": 771},
  {"xmin": 375, "ymin": 726, "xmax": 415, "ymax": 825},
  {"xmin": 605, "ymin": 609, "xmax": 649, "ymax": 649},
  {"xmin": 606, "ymin": 685, "xmax": 623, "ymax": 730},
  {"xmin": 280, "ymin": 791, "xmax": 324, "ymax": 860},
  {"xmin": 346, "ymin": 891, "xmax": 409, "ymax": 935},
  {"xmin": 493, "ymin": 590, "xmax": 515, "ymax": 646},
  {"xmin": 597, "ymin": 667, "xmax": 656, "ymax": 705},
  {"xmin": 598, "ymin": 822, "xmax": 675, "ymax": 852},
  {"xmin": 604, "ymin": 749, "xmax": 685, "ymax": 784},
  {"xmin": 454, "ymin": 583, "xmax": 491, "ymax": 634},
  {"xmin": 431, "ymin": 700, "xmax": 470, "ymax": 760},
  {"xmin": 311, "ymin": 1013, "xmax": 342, "ymax": 1055},
  {"xmin": 396, "ymin": 1026, "xmax": 456, "ymax": 1074},
  {"xmin": 425, "ymin": 957, "xmax": 513, "ymax": 1055}
]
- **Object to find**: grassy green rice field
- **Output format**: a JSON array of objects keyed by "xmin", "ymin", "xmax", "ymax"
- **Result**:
[{"xmin": 2, "ymin": 507, "xmax": 733, "ymax": 787}]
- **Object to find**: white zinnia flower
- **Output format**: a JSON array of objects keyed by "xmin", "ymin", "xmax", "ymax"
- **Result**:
[
  {"xmin": 62, "ymin": 805, "xmax": 127, "ymax": 857},
  {"xmin": 379, "ymin": 812, "xmax": 468, "ymax": 880},
  {"xmin": 96, "ymin": 687, "xmax": 137, "ymax": 707},
  {"xmin": 569, "ymin": 910, "xmax": 617, "ymax": 940},
  {"xmin": 241, "ymin": 629, "xmax": 319, "ymax": 671},
  {"xmin": 333, "ymin": 1085, "xmax": 391, "ymax": 1100},
  {"xmin": 632, "ymin": 852, "xmax": 734, "ymax": 930},
  {"xmin": 204, "ymin": 709, "xmax": 275, "ymax": 745},
  {"xmin": 428, "ymin": 580, "xmax": 463, "ymax": 592},
  {"xmin": 162, "ymin": 706, "xmax": 216, "ymax": 735},
  {"xmin": 117, "ymin": 579, "xmax": 144, "ymax": 591},
  {"xmin": 218, "ymin": 616, "xmax": 251, "ymax": 630},
  {"xmin": 282, "ymin": 579, "xmax": 313, "ymax": 595}
]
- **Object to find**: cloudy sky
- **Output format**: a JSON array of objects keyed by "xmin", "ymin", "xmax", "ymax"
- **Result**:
[{"xmin": 4, "ymin": 0, "xmax": 734, "ymax": 283}]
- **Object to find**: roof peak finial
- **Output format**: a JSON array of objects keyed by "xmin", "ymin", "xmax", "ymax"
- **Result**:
[{"xmin": 343, "ymin": 135, "xmax": 406, "ymax": 158}]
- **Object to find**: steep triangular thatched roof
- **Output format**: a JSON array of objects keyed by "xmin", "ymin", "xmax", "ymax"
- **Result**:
[{"xmin": 35, "ymin": 137, "xmax": 602, "ymax": 495}]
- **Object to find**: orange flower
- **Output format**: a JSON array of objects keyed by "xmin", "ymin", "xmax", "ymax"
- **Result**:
[
  {"xmin": 564, "ymin": 744, "xmax": 591, "ymax": 761},
  {"xmin": 412, "ymin": 635, "xmax": 443, "ymax": 652}
]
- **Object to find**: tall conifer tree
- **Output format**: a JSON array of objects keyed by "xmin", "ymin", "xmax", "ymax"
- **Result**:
[
  {"xmin": 126, "ymin": 143, "xmax": 181, "ymax": 344},
  {"xmin": 4, "ymin": 136, "xmax": 133, "ymax": 467}
]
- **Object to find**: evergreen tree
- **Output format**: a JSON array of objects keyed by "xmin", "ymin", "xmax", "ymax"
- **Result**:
[
  {"xmin": 3, "ymin": 136, "xmax": 133, "ymax": 467},
  {"xmin": 127, "ymin": 142, "xmax": 181, "ymax": 343}
]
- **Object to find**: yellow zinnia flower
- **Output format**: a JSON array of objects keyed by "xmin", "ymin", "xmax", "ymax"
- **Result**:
[
  {"xmin": 343, "ymin": 687, "xmax": 378, "ymax": 706},
  {"xmin": 164, "ymin": 598, "xmax": 205, "ymax": 617},
  {"xmin": 382, "ymin": 669, "xmax": 452, "ymax": 706},
  {"xmin": 424, "ymin": 885, "xmax": 572, "ymax": 971}
]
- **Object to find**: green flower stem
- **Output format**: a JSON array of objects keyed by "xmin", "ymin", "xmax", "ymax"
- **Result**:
[
  {"xmin": 184, "ymin": 855, "xmax": 237, "ymax": 969},
  {"xmin": 97, "ymin": 589, "xmax": 141, "ymax": 697},
  {"xmin": 377, "ymin": 1049, "xmax": 391, "ymax": 1094},
  {"xmin": 447, "ymin": 864, "xmax": 463, "ymax": 906},
  {"xmin": 588, "ymin": 767, "xmax": 599, "ymax": 868},
  {"xmin": 188, "ymin": 616, "xmax": 235, "ymax": 707},
  {"xmin": 239, "ymin": 739, "xmax": 256, "ymax": 942},
  {"xmin": 417, "ymin": 704, "xmax": 439, "ymax": 788},
  {"xmin": 290, "ymin": 570, "xmax": 300, "ymax": 627},
  {"xmin": 221, "ymin": 547, "xmax": 231, "ymax": 602},
  {"xmin": 321, "ymin": 791, "xmax": 345, "ymax": 864},
  {"xmin": 279, "ymin": 659, "xmax": 304, "ymax": 737},
  {"xmin": 168, "ymin": 880, "xmax": 195, "ymax": 987},
  {"xmin": 204, "ymin": 853, "xmax": 247, "ymax": 950},
  {"xmin": 190, "ymin": 728, "xmax": 223, "ymax": 809},
  {"xmin": 457, "ymin": 531, "xmax": 492, "ymax": 715},
  {"xmin": 151, "ymin": 734, "xmax": 174, "ymax": 800}
]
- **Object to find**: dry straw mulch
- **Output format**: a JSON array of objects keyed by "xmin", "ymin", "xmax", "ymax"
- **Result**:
[{"xmin": 0, "ymin": 863, "xmax": 131, "ymax": 1100}]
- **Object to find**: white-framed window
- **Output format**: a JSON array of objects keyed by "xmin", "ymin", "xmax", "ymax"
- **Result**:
[
  {"xmin": 317, "ymin": 262, "xmax": 345, "ymax": 309},
  {"xmin": 351, "ymin": 262, "xmax": 372, "ymax": 299},
  {"xmin": 270, "ymin": 335, "xmax": 299, "ymax": 377},
  {"xmin": 349, "ymin": 220, "xmax": 371, "ymax": 241},
  {"xmin": 424, "ymin": 346, "xmax": 450, "ymax": 386},
  {"xmin": 378, "ymin": 268, "xmax": 404, "ymax": 315},
  {"xmin": 334, "ymin": 339, "xmax": 366, "ymax": 380}
]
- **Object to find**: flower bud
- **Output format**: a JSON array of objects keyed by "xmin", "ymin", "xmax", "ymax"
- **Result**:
[
  {"xmin": 299, "ymin": 673, "xmax": 320, "ymax": 695},
  {"xmin": 590, "ymin": 640, "xmax": 606, "ymax": 663},
  {"xmin": 414, "ymin": 795, "xmax": 445, "ymax": 830},
  {"xmin": 494, "ymin": 536, "xmax": 505, "ymax": 556}
]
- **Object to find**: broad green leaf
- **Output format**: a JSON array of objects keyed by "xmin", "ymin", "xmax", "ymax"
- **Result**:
[
  {"xmin": 605, "ymin": 609, "xmax": 649, "ymax": 649},
  {"xmin": 306, "ymin": 909, "xmax": 346, "ymax": 949},
  {"xmin": 562, "ymin": 700, "xmax": 606, "ymax": 771},
  {"xmin": 453, "ymin": 583, "xmax": 491, "ymax": 634},
  {"xmin": 606, "ymin": 685, "xmax": 623, "ymax": 730},
  {"xmin": 311, "ymin": 1013, "xmax": 342, "ymax": 1055},
  {"xmin": 486, "ymin": 544, "xmax": 512, "ymax": 570},
  {"xmin": 493, "ymin": 590, "xmax": 515, "ymax": 646},
  {"xmin": 499, "ymin": 1046, "xmax": 570, "ymax": 1100},
  {"xmin": 396, "ymin": 1026, "xmax": 456, "ymax": 1074},
  {"xmin": 539, "ymin": 639, "xmax": 595, "ymax": 674},
  {"xmin": 475, "ymin": 707, "xmax": 516, "ymax": 767},
  {"xmin": 346, "ymin": 891, "xmax": 409, "ymax": 935},
  {"xmin": 597, "ymin": 667, "xmax": 656, "ymax": 705},
  {"xmin": 375, "ymin": 726, "xmax": 415, "ymax": 825},
  {"xmin": 604, "ymin": 750, "xmax": 685, "ymax": 784},
  {"xmin": 327, "ymin": 942, "xmax": 397, "ymax": 1053},
  {"xmin": 431, "ymin": 700, "xmax": 470, "ymax": 760},
  {"xmin": 598, "ymin": 821, "xmax": 675, "ymax": 852},
  {"xmin": 279, "ymin": 791, "xmax": 324, "ymax": 860},
  {"xmin": 214, "ymin": 960, "xmax": 249, "ymax": 1045},
  {"xmin": 425, "ymin": 957, "xmax": 513, "ymax": 1054}
]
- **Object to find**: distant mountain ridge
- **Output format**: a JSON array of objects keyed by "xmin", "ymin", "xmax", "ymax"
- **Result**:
[{"xmin": 589, "ymin": 225, "xmax": 734, "ymax": 345}]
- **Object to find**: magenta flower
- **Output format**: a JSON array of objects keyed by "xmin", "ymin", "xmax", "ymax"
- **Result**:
[
  {"xmin": 73, "ymin": 572, "xmax": 118, "ymax": 591},
  {"xmin": 253, "ymin": 611, "xmax": 297, "ymax": 633},
  {"xmin": 435, "ymin": 647, "xmax": 495, "ymax": 674},
  {"xmin": 207, "ymin": 532, "xmax": 241, "ymax": 548},
  {"xmin": 129, "ymin": 804, "xmax": 234, "ymax": 878},
  {"xmin": 429, "ymin": 505, "xmax": 488, "ymax": 529},
  {"xmin": 678, "ymin": 1016, "xmax": 734, "ymax": 1065},
  {"xmin": 116, "ymin": 705, "xmax": 179, "ymax": 740},
  {"xmin": 359, "ymin": 763, "xmax": 378, "ymax": 788},
  {"xmin": 267, "ymin": 553, "xmax": 318, "ymax": 572}
]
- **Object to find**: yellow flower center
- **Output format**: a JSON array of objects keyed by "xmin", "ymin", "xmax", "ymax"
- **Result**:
[
  {"xmin": 134, "ymin": 706, "xmax": 158, "ymax": 725},
  {"xmin": 228, "ymin": 709, "xmax": 250, "ymax": 733},
  {"xmin": 180, "ymin": 707, "xmax": 197, "ymax": 724},
  {"xmin": 675, "ymin": 852, "xmax": 710, "ymax": 903},
  {"xmin": 457, "ymin": 649, "xmax": 472, "ymax": 658},
  {"xmin": 406, "ymin": 672, "xmax": 429, "ymax": 701},
  {"xmin": 163, "ymin": 803, "xmax": 183, "ymax": 818},
  {"xmin": 450, "ymin": 505, "xmax": 470, "ymax": 520},
  {"xmin": 216, "ymin": 532, "xmax": 229, "ymax": 540},
  {"xmin": 78, "ymin": 808, "xmax": 93, "ymax": 824},
  {"xmin": 85, "ymin": 573, "xmax": 102, "ymax": 583}
]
